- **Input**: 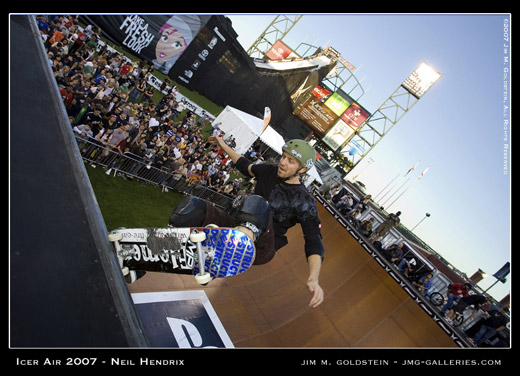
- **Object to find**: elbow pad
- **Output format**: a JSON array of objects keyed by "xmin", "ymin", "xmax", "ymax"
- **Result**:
[{"xmin": 236, "ymin": 156, "xmax": 253, "ymax": 176}]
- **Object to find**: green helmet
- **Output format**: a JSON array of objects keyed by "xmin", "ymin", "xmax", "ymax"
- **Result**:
[{"xmin": 282, "ymin": 139, "xmax": 316, "ymax": 170}]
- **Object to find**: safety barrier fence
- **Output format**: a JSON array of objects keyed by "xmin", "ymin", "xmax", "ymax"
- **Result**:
[{"xmin": 75, "ymin": 135, "xmax": 235, "ymax": 209}]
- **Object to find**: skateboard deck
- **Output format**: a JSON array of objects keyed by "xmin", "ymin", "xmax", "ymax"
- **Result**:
[{"xmin": 109, "ymin": 227, "xmax": 255, "ymax": 284}]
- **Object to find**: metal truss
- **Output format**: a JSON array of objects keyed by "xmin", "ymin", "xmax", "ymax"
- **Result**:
[
  {"xmin": 293, "ymin": 44, "xmax": 366, "ymax": 101},
  {"xmin": 246, "ymin": 15, "xmax": 303, "ymax": 59},
  {"xmin": 342, "ymin": 84, "xmax": 421, "ymax": 170}
]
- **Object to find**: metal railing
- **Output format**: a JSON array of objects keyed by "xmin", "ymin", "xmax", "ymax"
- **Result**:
[
  {"xmin": 75, "ymin": 135, "xmax": 235, "ymax": 209},
  {"xmin": 312, "ymin": 189, "xmax": 473, "ymax": 347}
]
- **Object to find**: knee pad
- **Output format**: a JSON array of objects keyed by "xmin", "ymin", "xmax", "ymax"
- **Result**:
[
  {"xmin": 169, "ymin": 195, "xmax": 207, "ymax": 228},
  {"xmin": 235, "ymin": 195, "xmax": 270, "ymax": 240}
]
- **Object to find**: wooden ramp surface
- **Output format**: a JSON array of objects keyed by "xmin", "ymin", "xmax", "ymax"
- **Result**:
[{"xmin": 128, "ymin": 202, "xmax": 457, "ymax": 348}]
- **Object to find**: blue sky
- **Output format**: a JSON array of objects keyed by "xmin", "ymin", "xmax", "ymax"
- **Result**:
[{"xmin": 227, "ymin": 14, "xmax": 511, "ymax": 301}]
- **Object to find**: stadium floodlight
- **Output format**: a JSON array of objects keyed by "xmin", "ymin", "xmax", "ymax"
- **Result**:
[{"xmin": 401, "ymin": 62, "xmax": 442, "ymax": 99}]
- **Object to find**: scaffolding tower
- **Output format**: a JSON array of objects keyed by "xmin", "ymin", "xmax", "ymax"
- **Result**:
[
  {"xmin": 246, "ymin": 15, "xmax": 367, "ymax": 105},
  {"xmin": 341, "ymin": 62, "xmax": 442, "ymax": 173}
]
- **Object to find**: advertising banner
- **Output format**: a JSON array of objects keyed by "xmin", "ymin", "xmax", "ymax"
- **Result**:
[
  {"xmin": 293, "ymin": 95, "xmax": 338, "ymax": 136},
  {"xmin": 341, "ymin": 138, "xmax": 367, "ymax": 158},
  {"xmin": 168, "ymin": 16, "xmax": 232, "ymax": 87},
  {"xmin": 340, "ymin": 101, "xmax": 370, "ymax": 129},
  {"xmin": 265, "ymin": 40, "xmax": 298, "ymax": 60},
  {"xmin": 322, "ymin": 119, "xmax": 356, "ymax": 151},
  {"xmin": 312, "ymin": 85, "xmax": 333, "ymax": 101},
  {"xmin": 80, "ymin": 15, "xmax": 211, "ymax": 75},
  {"xmin": 324, "ymin": 92, "xmax": 352, "ymax": 116},
  {"xmin": 132, "ymin": 291, "xmax": 234, "ymax": 348}
]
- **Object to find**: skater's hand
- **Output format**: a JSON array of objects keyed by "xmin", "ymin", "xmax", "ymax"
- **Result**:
[
  {"xmin": 208, "ymin": 135, "xmax": 225, "ymax": 150},
  {"xmin": 307, "ymin": 279, "xmax": 324, "ymax": 308}
]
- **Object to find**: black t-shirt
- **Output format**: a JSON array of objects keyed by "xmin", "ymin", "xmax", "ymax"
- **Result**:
[
  {"xmin": 83, "ymin": 111, "xmax": 103, "ymax": 135},
  {"xmin": 485, "ymin": 309, "xmax": 509, "ymax": 329},
  {"xmin": 461, "ymin": 294, "xmax": 487, "ymax": 306},
  {"xmin": 250, "ymin": 163, "xmax": 324, "ymax": 258}
]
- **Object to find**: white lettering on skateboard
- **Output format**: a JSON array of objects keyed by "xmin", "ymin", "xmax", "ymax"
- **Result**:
[{"xmin": 123, "ymin": 243, "xmax": 194, "ymax": 270}]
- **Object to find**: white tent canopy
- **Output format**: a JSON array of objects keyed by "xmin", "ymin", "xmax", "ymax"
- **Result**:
[
  {"xmin": 212, "ymin": 105, "xmax": 322, "ymax": 186},
  {"xmin": 212, "ymin": 105, "xmax": 285, "ymax": 155}
]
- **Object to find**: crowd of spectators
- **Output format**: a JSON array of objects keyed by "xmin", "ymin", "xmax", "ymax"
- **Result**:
[
  {"xmin": 328, "ymin": 183, "xmax": 510, "ymax": 346},
  {"xmin": 37, "ymin": 15, "xmax": 260, "ymax": 199},
  {"xmin": 329, "ymin": 185, "xmax": 430, "ymax": 290}
]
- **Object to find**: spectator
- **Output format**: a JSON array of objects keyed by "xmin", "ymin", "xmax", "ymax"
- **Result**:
[
  {"xmin": 184, "ymin": 168, "xmax": 202, "ymax": 194},
  {"xmin": 353, "ymin": 194, "xmax": 371, "ymax": 213},
  {"xmin": 173, "ymin": 99, "xmax": 187, "ymax": 119},
  {"xmin": 335, "ymin": 193, "xmax": 354, "ymax": 215},
  {"xmin": 470, "ymin": 306, "xmax": 509, "ymax": 347},
  {"xmin": 368, "ymin": 211, "xmax": 401, "ymax": 242},
  {"xmin": 397, "ymin": 257, "xmax": 416, "ymax": 278},
  {"xmin": 413, "ymin": 273, "xmax": 434, "ymax": 295},
  {"xmin": 441, "ymin": 282, "xmax": 471, "ymax": 315},
  {"xmin": 83, "ymin": 107, "xmax": 103, "ymax": 135},
  {"xmin": 48, "ymin": 28, "xmax": 67, "ymax": 46},
  {"xmin": 69, "ymin": 28, "xmax": 87, "ymax": 55},
  {"xmin": 358, "ymin": 217, "xmax": 374, "ymax": 237},
  {"xmin": 36, "ymin": 16, "xmax": 49, "ymax": 34},
  {"xmin": 106, "ymin": 125, "xmax": 128, "ymax": 150},
  {"xmin": 143, "ymin": 85, "xmax": 155, "ymax": 103},
  {"xmin": 346, "ymin": 208, "xmax": 361, "ymax": 224},
  {"xmin": 382, "ymin": 242, "xmax": 405, "ymax": 264},
  {"xmin": 73, "ymin": 123, "xmax": 93, "ymax": 139},
  {"xmin": 447, "ymin": 293, "xmax": 491, "ymax": 322}
]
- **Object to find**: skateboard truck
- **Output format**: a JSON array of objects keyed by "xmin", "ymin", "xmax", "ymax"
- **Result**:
[
  {"xmin": 108, "ymin": 231, "xmax": 139, "ymax": 283},
  {"xmin": 189, "ymin": 229, "xmax": 212, "ymax": 285}
]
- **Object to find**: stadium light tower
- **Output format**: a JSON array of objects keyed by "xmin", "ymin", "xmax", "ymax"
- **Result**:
[
  {"xmin": 402, "ymin": 62, "xmax": 442, "ymax": 99},
  {"xmin": 343, "ymin": 62, "xmax": 442, "ymax": 173}
]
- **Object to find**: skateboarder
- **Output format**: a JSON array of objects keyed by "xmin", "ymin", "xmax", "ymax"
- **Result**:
[{"xmin": 169, "ymin": 137, "xmax": 325, "ymax": 308}]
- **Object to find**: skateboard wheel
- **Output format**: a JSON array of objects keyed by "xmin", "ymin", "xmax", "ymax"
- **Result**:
[
  {"xmin": 190, "ymin": 231, "xmax": 206, "ymax": 243},
  {"xmin": 122, "ymin": 266, "xmax": 130, "ymax": 276},
  {"xmin": 108, "ymin": 232, "xmax": 123, "ymax": 242},
  {"xmin": 195, "ymin": 272, "xmax": 212, "ymax": 285}
]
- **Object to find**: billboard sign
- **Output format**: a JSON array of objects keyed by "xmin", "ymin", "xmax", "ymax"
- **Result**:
[
  {"xmin": 169, "ymin": 16, "xmax": 233, "ymax": 87},
  {"xmin": 322, "ymin": 119, "xmax": 356, "ymax": 151},
  {"xmin": 341, "ymin": 138, "xmax": 367, "ymax": 158},
  {"xmin": 132, "ymin": 291, "xmax": 234, "ymax": 348},
  {"xmin": 312, "ymin": 85, "xmax": 333, "ymax": 101},
  {"xmin": 293, "ymin": 96, "xmax": 339, "ymax": 136},
  {"xmin": 324, "ymin": 92, "xmax": 352, "ymax": 116},
  {"xmin": 340, "ymin": 102, "xmax": 370, "ymax": 129},
  {"xmin": 265, "ymin": 40, "xmax": 299, "ymax": 61}
]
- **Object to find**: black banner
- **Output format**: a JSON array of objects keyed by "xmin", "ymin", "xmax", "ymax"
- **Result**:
[
  {"xmin": 80, "ymin": 15, "xmax": 211, "ymax": 75},
  {"xmin": 169, "ymin": 15, "xmax": 247, "ymax": 89}
]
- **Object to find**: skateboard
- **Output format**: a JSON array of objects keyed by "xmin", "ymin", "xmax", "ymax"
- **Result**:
[{"xmin": 108, "ymin": 227, "xmax": 255, "ymax": 285}]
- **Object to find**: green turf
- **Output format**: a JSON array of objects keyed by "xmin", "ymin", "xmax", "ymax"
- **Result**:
[{"xmin": 85, "ymin": 164, "xmax": 184, "ymax": 231}]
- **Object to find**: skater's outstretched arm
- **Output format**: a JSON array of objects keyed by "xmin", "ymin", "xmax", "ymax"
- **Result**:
[{"xmin": 209, "ymin": 135, "xmax": 254, "ymax": 177}]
